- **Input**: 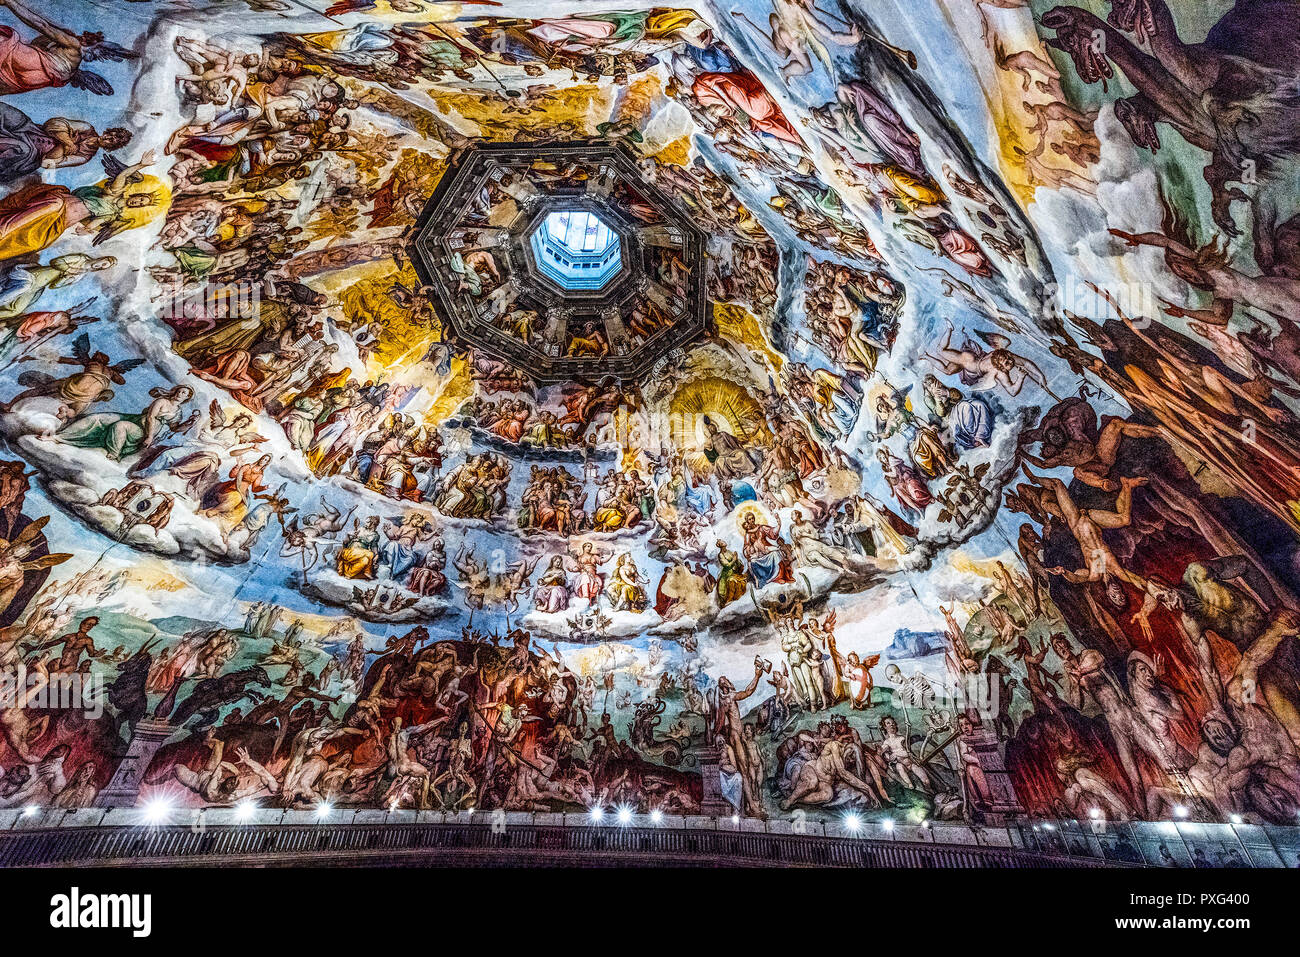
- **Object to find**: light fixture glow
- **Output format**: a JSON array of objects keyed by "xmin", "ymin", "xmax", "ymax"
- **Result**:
[
  {"xmin": 616, "ymin": 806, "xmax": 633, "ymax": 825},
  {"xmin": 235, "ymin": 800, "xmax": 256, "ymax": 822},
  {"xmin": 843, "ymin": 814, "xmax": 862, "ymax": 833},
  {"xmin": 650, "ymin": 809, "xmax": 663, "ymax": 824},
  {"xmin": 142, "ymin": 799, "xmax": 172, "ymax": 826}
]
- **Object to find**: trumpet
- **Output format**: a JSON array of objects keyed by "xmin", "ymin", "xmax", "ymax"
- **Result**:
[
  {"xmin": 863, "ymin": 30, "xmax": 918, "ymax": 70},
  {"xmin": 813, "ymin": 5, "xmax": 919, "ymax": 70}
]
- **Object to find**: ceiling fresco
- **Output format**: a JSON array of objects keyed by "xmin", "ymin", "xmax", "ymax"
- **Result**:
[{"xmin": 0, "ymin": 0, "xmax": 1298, "ymax": 845}]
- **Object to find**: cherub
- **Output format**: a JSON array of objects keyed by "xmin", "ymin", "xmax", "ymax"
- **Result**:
[
  {"xmin": 0, "ymin": 0, "xmax": 138, "ymax": 97},
  {"xmin": 0, "ymin": 332, "xmax": 143, "ymax": 416},
  {"xmin": 206, "ymin": 400, "xmax": 265, "ymax": 448},
  {"xmin": 923, "ymin": 322, "xmax": 1058, "ymax": 399}
]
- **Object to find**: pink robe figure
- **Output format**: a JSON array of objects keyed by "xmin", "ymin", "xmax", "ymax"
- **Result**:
[
  {"xmin": 528, "ymin": 18, "xmax": 618, "ymax": 48},
  {"xmin": 692, "ymin": 71, "xmax": 803, "ymax": 146},
  {"xmin": 408, "ymin": 564, "xmax": 446, "ymax": 597},
  {"xmin": 573, "ymin": 562, "xmax": 604, "ymax": 603},
  {"xmin": 883, "ymin": 456, "xmax": 933, "ymax": 513},
  {"xmin": 939, "ymin": 228, "xmax": 994, "ymax": 279},
  {"xmin": 0, "ymin": 26, "xmax": 78, "ymax": 95},
  {"xmin": 490, "ymin": 406, "xmax": 529, "ymax": 443}
]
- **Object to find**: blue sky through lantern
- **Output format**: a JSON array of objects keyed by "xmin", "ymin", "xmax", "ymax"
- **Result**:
[{"xmin": 530, "ymin": 209, "xmax": 623, "ymax": 290}]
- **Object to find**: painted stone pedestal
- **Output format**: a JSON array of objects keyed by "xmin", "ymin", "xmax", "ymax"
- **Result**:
[
  {"xmin": 696, "ymin": 746, "xmax": 732, "ymax": 817},
  {"xmin": 95, "ymin": 718, "xmax": 175, "ymax": 807},
  {"xmin": 962, "ymin": 727, "xmax": 1022, "ymax": 824}
]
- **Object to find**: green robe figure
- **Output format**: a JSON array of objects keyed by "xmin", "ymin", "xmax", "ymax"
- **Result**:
[{"xmin": 715, "ymin": 540, "xmax": 746, "ymax": 608}]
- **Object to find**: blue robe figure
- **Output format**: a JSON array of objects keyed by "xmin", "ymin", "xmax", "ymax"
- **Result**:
[{"xmin": 950, "ymin": 395, "xmax": 993, "ymax": 449}]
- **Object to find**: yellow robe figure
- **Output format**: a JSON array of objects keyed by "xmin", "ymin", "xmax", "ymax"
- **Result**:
[
  {"xmin": 337, "ymin": 525, "xmax": 380, "ymax": 580},
  {"xmin": 0, "ymin": 183, "xmax": 75, "ymax": 261}
]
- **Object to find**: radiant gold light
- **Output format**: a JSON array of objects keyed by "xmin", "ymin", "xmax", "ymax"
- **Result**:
[{"xmin": 668, "ymin": 375, "xmax": 770, "ymax": 458}]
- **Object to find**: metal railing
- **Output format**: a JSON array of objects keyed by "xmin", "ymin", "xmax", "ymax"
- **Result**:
[
  {"xmin": 0, "ymin": 822, "xmax": 1112, "ymax": 868},
  {"xmin": 2, "ymin": 807, "xmax": 1290, "ymax": 867}
]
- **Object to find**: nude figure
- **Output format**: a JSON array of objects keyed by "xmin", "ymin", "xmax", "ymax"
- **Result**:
[
  {"xmin": 781, "ymin": 736, "xmax": 881, "ymax": 810},
  {"xmin": 1024, "ymin": 466, "xmax": 1149, "ymax": 597},
  {"xmin": 924, "ymin": 323, "xmax": 1058, "ymax": 399}
]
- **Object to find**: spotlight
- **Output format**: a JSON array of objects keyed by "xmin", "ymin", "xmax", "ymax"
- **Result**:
[
  {"xmin": 1229, "ymin": 814, "xmax": 1243, "ymax": 825},
  {"xmin": 589, "ymin": 806, "xmax": 604, "ymax": 823},
  {"xmin": 1173, "ymin": 805, "xmax": 1189, "ymax": 819},
  {"xmin": 234, "ymin": 800, "xmax": 256, "ymax": 822},
  {"xmin": 1042, "ymin": 823, "xmax": 1055, "ymax": 831},
  {"xmin": 466, "ymin": 806, "xmax": 475, "ymax": 816},
  {"xmin": 731, "ymin": 814, "xmax": 739, "ymax": 824},
  {"xmin": 650, "ymin": 809, "xmax": 663, "ymax": 824},
  {"xmin": 1088, "ymin": 807, "xmax": 1101, "ymax": 820},
  {"xmin": 881, "ymin": 818, "xmax": 894, "ymax": 831},
  {"xmin": 843, "ymin": 814, "xmax": 862, "ymax": 833},
  {"xmin": 920, "ymin": 818, "xmax": 930, "ymax": 829},
  {"xmin": 316, "ymin": 802, "xmax": 332, "ymax": 820},
  {"xmin": 21, "ymin": 805, "xmax": 38, "ymax": 818},
  {"xmin": 616, "ymin": 806, "xmax": 632, "ymax": 825},
  {"xmin": 142, "ymin": 799, "xmax": 172, "ymax": 826}
]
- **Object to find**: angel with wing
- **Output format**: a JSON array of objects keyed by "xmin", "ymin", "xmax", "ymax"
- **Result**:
[
  {"xmin": 496, "ymin": 555, "xmax": 539, "ymax": 626},
  {"xmin": 0, "ymin": 295, "xmax": 98, "ymax": 369},
  {"xmin": 451, "ymin": 545, "xmax": 490, "ymax": 626},
  {"xmin": 205, "ymin": 399, "xmax": 266, "ymax": 449},
  {"xmin": 299, "ymin": 497, "xmax": 354, "ymax": 544},
  {"xmin": 228, "ymin": 482, "xmax": 295, "ymax": 550},
  {"xmin": 0, "ymin": 331, "xmax": 143, "ymax": 416},
  {"xmin": 75, "ymin": 150, "xmax": 166, "ymax": 246},
  {"xmin": 923, "ymin": 321, "xmax": 1058, "ymax": 399},
  {"xmin": 838, "ymin": 645, "xmax": 882, "ymax": 710},
  {"xmin": 0, "ymin": 515, "xmax": 70, "ymax": 619},
  {"xmin": 0, "ymin": 0, "xmax": 138, "ymax": 97},
  {"xmin": 279, "ymin": 517, "xmax": 320, "ymax": 577}
]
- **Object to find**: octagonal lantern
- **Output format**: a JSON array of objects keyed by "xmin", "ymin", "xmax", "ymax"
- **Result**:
[{"xmin": 409, "ymin": 140, "xmax": 708, "ymax": 383}]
